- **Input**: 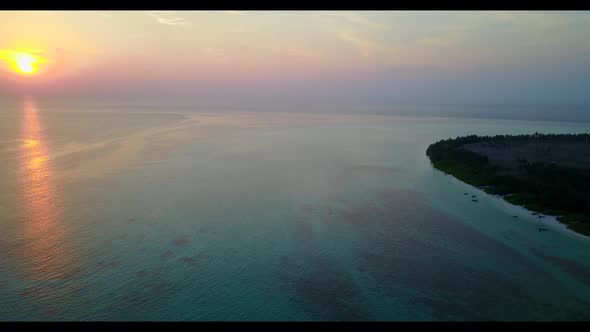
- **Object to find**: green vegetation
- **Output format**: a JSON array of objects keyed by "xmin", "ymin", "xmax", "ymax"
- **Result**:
[{"xmin": 426, "ymin": 133, "xmax": 590, "ymax": 237}]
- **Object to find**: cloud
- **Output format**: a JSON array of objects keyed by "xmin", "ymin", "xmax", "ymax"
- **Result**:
[
  {"xmin": 489, "ymin": 11, "xmax": 572, "ymax": 29},
  {"xmin": 97, "ymin": 12, "xmax": 113, "ymax": 19},
  {"xmin": 223, "ymin": 11, "xmax": 245, "ymax": 16},
  {"xmin": 337, "ymin": 30, "xmax": 381, "ymax": 57},
  {"xmin": 147, "ymin": 11, "xmax": 191, "ymax": 26},
  {"xmin": 319, "ymin": 12, "xmax": 387, "ymax": 30}
]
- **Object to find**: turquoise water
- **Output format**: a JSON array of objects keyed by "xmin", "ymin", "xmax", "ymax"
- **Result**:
[{"xmin": 1, "ymin": 98, "xmax": 590, "ymax": 320}]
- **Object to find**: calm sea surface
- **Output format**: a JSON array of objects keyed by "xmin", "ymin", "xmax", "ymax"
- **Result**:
[{"xmin": 1, "ymin": 98, "xmax": 590, "ymax": 320}]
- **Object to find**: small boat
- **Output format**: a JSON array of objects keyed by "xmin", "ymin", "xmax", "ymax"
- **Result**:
[{"xmin": 538, "ymin": 227, "xmax": 548, "ymax": 232}]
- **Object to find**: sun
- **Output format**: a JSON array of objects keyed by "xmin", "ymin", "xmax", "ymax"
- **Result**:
[
  {"xmin": 12, "ymin": 52, "xmax": 40, "ymax": 75},
  {"xmin": 14, "ymin": 53, "xmax": 37, "ymax": 74},
  {"xmin": 0, "ymin": 49, "xmax": 47, "ymax": 76}
]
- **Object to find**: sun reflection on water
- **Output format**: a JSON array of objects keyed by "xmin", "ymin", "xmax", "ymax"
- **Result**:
[{"xmin": 18, "ymin": 97, "xmax": 76, "ymax": 282}]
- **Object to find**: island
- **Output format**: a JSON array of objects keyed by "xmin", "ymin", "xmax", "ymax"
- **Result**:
[{"xmin": 426, "ymin": 133, "xmax": 590, "ymax": 236}]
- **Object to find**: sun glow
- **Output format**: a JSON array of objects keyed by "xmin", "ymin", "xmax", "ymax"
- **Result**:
[
  {"xmin": 0, "ymin": 49, "xmax": 47, "ymax": 76},
  {"xmin": 14, "ymin": 53, "xmax": 37, "ymax": 74}
]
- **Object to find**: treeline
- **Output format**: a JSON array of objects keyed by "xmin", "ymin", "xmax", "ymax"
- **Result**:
[
  {"xmin": 426, "ymin": 135, "xmax": 495, "ymax": 186},
  {"xmin": 428, "ymin": 133, "xmax": 590, "ymax": 150},
  {"xmin": 426, "ymin": 133, "xmax": 590, "ymax": 236}
]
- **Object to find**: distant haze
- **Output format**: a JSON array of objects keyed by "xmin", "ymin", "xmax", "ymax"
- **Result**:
[{"xmin": 1, "ymin": 11, "xmax": 589, "ymax": 121}]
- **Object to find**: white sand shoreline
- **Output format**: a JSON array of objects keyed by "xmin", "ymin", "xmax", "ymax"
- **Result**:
[
  {"xmin": 486, "ymin": 189, "xmax": 588, "ymax": 241},
  {"xmin": 444, "ymin": 170, "xmax": 590, "ymax": 242}
]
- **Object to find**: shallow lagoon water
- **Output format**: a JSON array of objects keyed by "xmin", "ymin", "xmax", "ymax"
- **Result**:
[{"xmin": 1, "ymin": 99, "xmax": 590, "ymax": 320}]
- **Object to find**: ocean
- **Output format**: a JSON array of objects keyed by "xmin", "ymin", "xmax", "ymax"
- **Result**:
[{"xmin": 1, "ymin": 97, "xmax": 590, "ymax": 320}]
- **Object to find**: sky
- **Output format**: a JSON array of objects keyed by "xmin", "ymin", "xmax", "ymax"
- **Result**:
[{"xmin": 1, "ymin": 11, "xmax": 590, "ymax": 109}]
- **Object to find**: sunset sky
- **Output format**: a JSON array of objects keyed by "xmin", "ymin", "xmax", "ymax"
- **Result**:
[{"xmin": 1, "ymin": 11, "xmax": 589, "ymax": 105}]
